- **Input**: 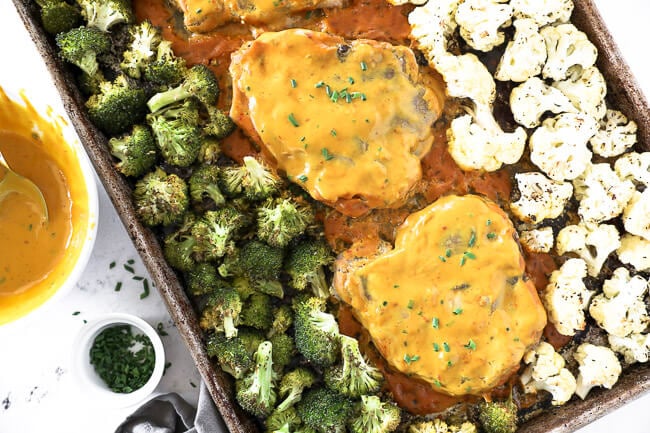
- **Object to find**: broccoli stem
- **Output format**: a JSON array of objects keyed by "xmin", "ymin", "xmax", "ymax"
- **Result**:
[{"xmin": 147, "ymin": 85, "xmax": 192, "ymax": 113}]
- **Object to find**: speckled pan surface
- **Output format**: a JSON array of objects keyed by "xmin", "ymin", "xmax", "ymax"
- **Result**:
[{"xmin": 11, "ymin": 1, "xmax": 650, "ymax": 432}]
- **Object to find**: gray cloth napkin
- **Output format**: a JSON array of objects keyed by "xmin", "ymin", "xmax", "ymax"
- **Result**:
[{"xmin": 115, "ymin": 381, "xmax": 227, "ymax": 433}]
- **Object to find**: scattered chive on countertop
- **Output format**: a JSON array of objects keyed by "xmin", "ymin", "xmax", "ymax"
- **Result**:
[{"xmin": 89, "ymin": 325, "xmax": 156, "ymax": 394}]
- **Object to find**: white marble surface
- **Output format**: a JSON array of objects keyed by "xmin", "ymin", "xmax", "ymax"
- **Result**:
[{"xmin": 0, "ymin": 1, "xmax": 649, "ymax": 432}]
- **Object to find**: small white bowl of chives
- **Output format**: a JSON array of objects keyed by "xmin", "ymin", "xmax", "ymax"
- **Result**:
[{"xmin": 72, "ymin": 313, "xmax": 165, "ymax": 408}]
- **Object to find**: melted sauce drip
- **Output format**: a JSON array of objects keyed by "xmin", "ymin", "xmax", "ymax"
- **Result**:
[{"xmin": 0, "ymin": 88, "xmax": 90, "ymax": 325}]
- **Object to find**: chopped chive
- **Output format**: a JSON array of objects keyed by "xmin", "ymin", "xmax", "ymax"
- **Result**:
[
  {"xmin": 382, "ymin": 300, "xmax": 388, "ymax": 306},
  {"xmin": 468, "ymin": 230, "xmax": 476, "ymax": 247},
  {"xmin": 433, "ymin": 379, "xmax": 442, "ymax": 387},
  {"xmin": 321, "ymin": 148, "xmax": 334, "ymax": 160},
  {"xmin": 443, "ymin": 342, "xmax": 450, "ymax": 352},
  {"xmin": 297, "ymin": 174, "xmax": 308, "ymax": 182},
  {"xmin": 438, "ymin": 256, "xmax": 446, "ymax": 262},
  {"xmin": 190, "ymin": 381, "xmax": 197, "ymax": 388},
  {"xmin": 460, "ymin": 256, "xmax": 466, "ymax": 266},
  {"xmin": 72, "ymin": 311, "xmax": 81, "ymax": 316},
  {"xmin": 433, "ymin": 343, "xmax": 440, "ymax": 352},
  {"xmin": 109, "ymin": 261, "xmax": 116, "ymax": 269},
  {"xmin": 407, "ymin": 300, "xmax": 414, "ymax": 309},
  {"xmin": 157, "ymin": 322, "xmax": 168, "ymax": 336},
  {"xmin": 453, "ymin": 308, "xmax": 463, "ymax": 315},
  {"xmin": 447, "ymin": 361, "xmax": 453, "ymax": 367},
  {"xmin": 123, "ymin": 264, "xmax": 135, "ymax": 274},
  {"xmin": 140, "ymin": 279, "xmax": 150, "ymax": 299},
  {"xmin": 132, "ymin": 275, "xmax": 144, "ymax": 281},
  {"xmin": 290, "ymin": 78, "xmax": 297, "ymax": 88},
  {"xmin": 445, "ymin": 248, "xmax": 452, "ymax": 258},
  {"xmin": 464, "ymin": 251, "xmax": 477, "ymax": 260},
  {"xmin": 432, "ymin": 317, "xmax": 440, "ymax": 329},
  {"xmin": 360, "ymin": 61, "xmax": 367, "ymax": 71},
  {"xmin": 464, "ymin": 339, "xmax": 477, "ymax": 350},
  {"xmin": 404, "ymin": 354, "xmax": 420, "ymax": 364},
  {"xmin": 348, "ymin": 77, "xmax": 355, "ymax": 84},
  {"xmin": 315, "ymin": 81, "xmax": 325, "ymax": 88},
  {"xmin": 486, "ymin": 219, "xmax": 492, "ymax": 226},
  {"xmin": 288, "ymin": 113, "xmax": 300, "ymax": 127},
  {"xmin": 330, "ymin": 129, "xmax": 337, "ymax": 137},
  {"xmin": 486, "ymin": 232, "xmax": 497, "ymax": 239},
  {"xmin": 127, "ymin": 259, "xmax": 135, "ymax": 265},
  {"xmin": 115, "ymin": 281, "xmax": 122, "ymax": 292}
]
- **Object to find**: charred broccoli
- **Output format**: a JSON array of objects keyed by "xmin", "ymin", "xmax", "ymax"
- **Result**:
[
  {"xmin": 197, "ymin": 136, "xmax": 222, "ymax": 165},
  {"xmin": 295, "ymin": 387, "xmax": 353, "ymax": 433},
  {"xmin": 206, "ymin": 332, "xmax": 254, "ymax": 379},
  {"xmin": 144, "ymin": 40, "xmax": 186, "ymax": 86},
  {"xmin": 120, "ymin": 20, "xmax": 161, "ymax": 79},
  {"xmin": 240, "ymin": 292, "xmax": 274, "ymax": 331},
  {"xmin": 162, "ymin": 213, "xmax": 198, "ymax": 272},
  {"xmin": 191, "ymin": 206, "xmax": 250, "ymax": 262},
  {"xmin": 56, "ymin": 26, "xmax": 110, "ymax": 76},
  {"xmin": 276, "ymin": 367, "xmax": 317, "ymax": 412},
  {"xmin": 133, "ymin": 167, "xmax": 189, "ymax": 227},
  {"xmin": 108, "ymin": 124, "xmax": 157, "ymax": 177},
  {"xmin": 349, "ymin": 395, "xmax": 401, "ymax": 433},
  {"xmin": 37, "ymin": 0, "xmax": 81, "ymax": 35},
  {"xmin": 186, "ymin": 262, "xmax": 226, "ymax": 296},
  {"xmin": 266, "ymin": 406, "xmax": 302, "ymax": 433},
  {"xmin": 86, "ymin": 74, "xmax": 147, "ymax": 135},
  {"xmin": 268, "ymin": 304, "xmax": 293, "ymax": 338},
  {"xmin": 147, "ymin": 100, "xmax": 202, "ymax": 167},
  {"xmin": 76, "ymin": 0, "xmax": 134, "ymax": 32},
  {"xmin": 284, "ymin": 238, "xmax": 333, "ymax": 298},
  {"xmin": 204, "ymin": 106, "xmax": 236, "ymax": 139},
  {"xmin": 147, "ymin": 64, "xmax": 219, "ymax": 113},
  {"xmin": 292, "ymin": 296, "xmax": 340, "ymax": 368},
  {"xmin": 269, "ymin": 333, "xmax": 296, "ymax": 372},
  {"xmin": 236, "ymin": 341, "xmax": 278, "ymax": 418},
  {"xmin": 257, "ymin": 197, "xmax": 314, "ymax": 248},
  {"xmin": 477, "ymin": 400, "xmax": 518, "ymax": 433},
  {"xmin": 324, "ymin": 335, "xmax": 383, "ymax": 398},
  {"xmin": 199, "ymin": 285, "xmax": 242, "ymax": 338},
  {"xmin": 189, "ymin": 164, "xmax": 225, "ymax": 208}
]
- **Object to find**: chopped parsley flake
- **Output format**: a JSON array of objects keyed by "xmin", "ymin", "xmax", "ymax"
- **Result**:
[{"xmin": 321, "ymin": 148, "xmax": 334, "ymax": 160}]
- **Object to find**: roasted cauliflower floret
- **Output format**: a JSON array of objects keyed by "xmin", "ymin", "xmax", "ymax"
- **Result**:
[
  {"xmin": 622, "ymin": 190, "xmax": 650, "ymax": 242},
  {"xmin": 542, "ymin": 258, "xmax": 592, "ymax": 336},
  {"xmin": 556, "ymin": 222, "xmax": 620, "ymax": 277},
  {"xmin": 589, "ymin": 268, "xmax": 649, "ymax": 338},
  {"xmin": 519, "ymin": 226, "xmax": 554, "ymax": 253},
  {"xmin": 520, "ymin": 341, "xmax": 577, "ymax": 405},
  {"xmin": 408, "ymin": 0, "xmax": 462, "ymax": 57},
  {"xmin": 608, "ymin": 333, "xmax": 650, "ymax": 364},
  {"xmin": 509, "ymin": 77, "xmax": 576, "ymax": 128},
  {"xmin": 552, "ymin": 66, "xmax": 607, "ymax": 120},
  {"xmin": 495, "ymin": 18, "xmax": 546, "ymax": 82},
  {"xmin": 574, "ymin": 343, "xmax": 622, "ymax": 399},
  {"xmin": 614, "ymin": 151, "xmax": 650, "ymax": 187},
  {"xmin": 510, "ymin": 172, "xmax": 573, "ymax": 223},
  {"xmin": 590, "ymin": 110, "xmax": 638, "ymax": 157},
  {"xmin": 541, "ymin": 23, "xmax": 598, "ymax": 81},
  {"xmin": 529, "ymin": 113, "xmax": 597, "ymax": 181},
  {"xmin": 511, "ymin": 0, "xmax": 573, "ymax": 27},
  {"xmin": 617, "ymin": 234, "xmax": 650, "ymax": 272},
  {"xmin": 435, "ymin": 52, "xmax": 527, "ymax": 171},
  {"xmin": 573, "ymin": 163, "xmax": 635, "ymax": 224},
  {"xmin": 454, "ymin": 0, "xmax": 513, "ymax": 52}
]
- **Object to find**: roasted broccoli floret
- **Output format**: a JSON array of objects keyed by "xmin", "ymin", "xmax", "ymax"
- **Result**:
[
  {"xmin": 240, "ymin": 240, "xmax": 284, "ymax": 291},
  {"xmin": 189, "ymin": 164, "xmax": 225, "ymax": 207},
  {"xmin": 270, "ymin": 333, "xmax": 296, "ymax": 372},
  {"xmin": 206, "ymin": 332, "xmax": 254, "ymax": 379},
  {"xmin": 349, "ymin": 395, "xmax": 401, "ymax": 433},
  {"xmin": 120, "ymin": 20, "xmax": 161, "ymax": 79},
  {"xmin": 147, "ymin": 100, "xmax": 202, "ymax": 167},
  {"xmin": 191, "ymin": 206, "xmax": 250, "ymax": 262},
  {"xmin": 236, "ymin": 341, "xmax": 278, "ymax": 418},
  {"xmin": 268, "ymin": 304, "xmax": 293, "ymax": 338},
  {"xmin": 324, "ymin": 334, "xmax": 383, "ymax": 398},
  {"xmin": 56, "ymin": 26, "xmax": 110, "ymax": 76},
  {"xmin": 477, "ymin": 400, "xmax": 518, "ymax": 433},
  {"xmin": 76, "ymin": 0, "xmax": 134, "ymax": 32},
  {"xmin": 37, "ymin": 0, "xmax": 81, "ymax": 35},
  {"xmin": 232, "ymin": 276, "xmax": 256, "ymax": 300},
  {"xmin": 197, "ymin": 136, "xmax": 222, "ymax": 165},
  {"xmin": 86, "ymin": 74, "xmax": 147, "ymax": 135},
  {"xmin": 239, "ymin": 327, "xmax": 267, "ymax": 355},
  {"xmin": 144, "ymin": 40, "xmax": 187, "ymax": 86},
  {"xmin": 240, "ymin": 292, "xmax": 274, "ymax": 331},
  {"xmin": 257, "ymin": 197, "xmax": 314, "ymax": 248},
  {"xmin": 276, "ymin": 367, "xmax": 317, "ymax": 412},
  {"xmin": 200, "ymin": 285, "xmax": 242, "ymax": 338},
  {"xmin": 295, "ymin": 387, "xmax": 354, "ymax": 433},
  {"xmin": 292, "ymin": 296, "xmax": 340, "ymax": 368},
  {"xmin": 108, "ymin": 124, "xmax": 157, "ymax": 177},
  {"xmin": 186, "ymin": 262, "xmax": 227, "ymax": 296},
  {"xmin": 77, "ymin": 69, "xmax": 105, "ymax": 96},
  {"xmin": 147, "ymin": 64, "xmax": 220, "ymax": 113},
  {"xmin": 162, "ymin": 213, "xmax": 198, "ymax": 272},
  {"xmin": 266, "ymin": 406, "xmax": 303, "ymax": 433},
  {"xmin": 204, "ymin": 106, "xmax": 237, "ymax": 139},
  {"xmin": 133, "ymin": 167, "xmax": 189, "ymax": 227},
  {"xmin": 285, "ymin": 238, "xmax": 333, "ymax": 298}
]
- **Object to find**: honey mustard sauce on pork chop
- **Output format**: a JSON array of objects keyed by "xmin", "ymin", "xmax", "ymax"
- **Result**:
[
  {"xmin": 333, "ymin": 194, "xmax": 547, "ymax": 396},
  {"xmin": 172, "ymin": 0, "xmax": 347, "ymax": 33},
  {"xmin": 229, "ymin": 29, "xmax": 441, "ymax": 217}
]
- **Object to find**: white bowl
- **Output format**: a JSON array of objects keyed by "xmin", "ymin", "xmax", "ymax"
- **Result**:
[
  {"xmin": 72, "ymin": 313, "xmax": 166, "ymax": 408},
  {"xmin": 0, "ymin": 85, "xmax": 98, "ymax": 328}
]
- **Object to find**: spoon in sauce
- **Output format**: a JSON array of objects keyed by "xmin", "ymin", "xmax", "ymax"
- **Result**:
[{"xmin": 0, "ymin": 148, "xmax": 48, "ymax": 223}]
